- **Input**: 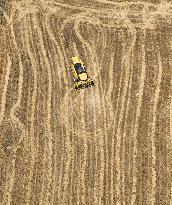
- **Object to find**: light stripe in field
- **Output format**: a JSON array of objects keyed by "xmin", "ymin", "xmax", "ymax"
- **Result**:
[
  {"xmin": 3, "ymin": 22, "xmax": 25, "ymax": 205},
  {"xmin": 87, "ymin": 23, "xmax": 108, "ymax": 205},
  {"xmin": 56, "ymin": 22, "xmax": 77, "ymax": 205},
  {"xmin": 41, "ymin": 17, "xmax": 62, "ymax": 204},
  {"xmin": 60, "ymin": 106, "xmax": 72, "ymax": 204},
  {"xmin": 56, "ymin": 55, "xmax": 73, "ymax": 204},
  {"xmin": 45, "ymin": 14, "xmax": 65, "ymax": 87},
  {"xmin": 0, "ymin": 55, "xmax": 11, "ymax": 125},
  {"xmin": 9, "ymin": 25, "xmax": 24, "ymax": 130},
  {"xmin": 93, "ymin": 43, "xmax": 107, "ymax": 205},
  {"xmin": 121, "ymin": 22, "xmax": 136, "ymax": 205},
  {"xmin": 79, "ymin": 92, "xmax": 87, "ymax": 205},
  {"xmin": 8, "ymin": 22, "xmax": 27, "ymax": 162},
  {"xmin": 149, "ymin": 47, "xmax": 163, "ymax": 204},
  {"xmin": 106, "ymin": 51, "xmax": 115, "ymax": 203},
  {"xmin": 110, "ymin": 30, "xmax": 126, "ymax": 204},
  {"xmin": 115, "ymin": 28, "xmax": 136, "ymax": 205},
  {"xmin": 58, "ymin": 101, "xmax": 72, "ymax": 205},
  {"xmin": 108, "ymin": 28, "xmax": 136, "ymax": 202},
  {"xmin": 57, "ymin": 124, "xmax": 65, "ymax": 205},
  {"xmin": 22, "ymin": 16, "xmax": 38, "ymax": 205},
  {"xmin": 72, "ymin": 42, "xmax": 87, "ymax": 204},
  {"xmin": 44, "ymin": 14, "xmax": 61, "ymax": 204},
  {"xmin": 32, "ymin": 14, "xmax": 53, "ymax": 205},
  {"xmin": 71, "ymin": 16, "xmax": 98, "ymax": 204},
  {"xmin": 68, "ymin": 103, "xmax": 76, "ymax": 205},
  {"xmin": 90, "ymin": 27, "xmax": 105, "ymax": 205},
  {"xmin": 42, "ymin": 0, "xmax": 168, "ymax": 18},
  {"xmin": 91, "ymin": 89, "xmax": 99, "ymax": 205},
  {"xmin": 106, "ymin": 63, "xmax": 115, "ymax": 130},
  {"xmin": 131, "ymin": 29, "xmax": 146, "ymax": 205},
  {"xmin": 81, "ymin": 27, "xmax": 100, "ymax": 202},
  {"xmin": 121, "ymin": 45, "xmax": 135, "ymax": 204},
  {"xmin": 73, "ymin": 16, "xmax": 104, "ymax": 204}
]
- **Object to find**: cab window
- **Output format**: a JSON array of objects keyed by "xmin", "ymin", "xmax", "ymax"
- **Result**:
[{"xmin": 74, "ymin": 63, "xmax": 86, "ymax": 73}]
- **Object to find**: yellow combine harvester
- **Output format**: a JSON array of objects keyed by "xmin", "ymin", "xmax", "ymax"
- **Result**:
[{"xmin": 70, "ymin": 56, "xmax": 94, "ymax": 90}]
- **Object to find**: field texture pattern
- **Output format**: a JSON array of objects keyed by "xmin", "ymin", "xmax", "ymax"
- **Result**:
[{"xmin": 0, "ymin": 0, "xmax": 172, "ymax": 204}]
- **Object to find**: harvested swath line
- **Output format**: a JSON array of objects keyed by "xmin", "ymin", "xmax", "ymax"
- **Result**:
[
  {"xmin": 0, "ymin": 23, "xmax": 8, "ymax": 111},
  {"xmin": 74, "ymin": 65, "xmax": 99, "ymax": 204},
  {"xmin": 21, "ymin": 16, "xmax": 38, "ymax": 205},
  {"xmin": 47, "ymin": 15, "xmax": 68, "ymax": 87},
  {"xmin": 32, "ymin": 14, "xmax": 53, "ymax": 205},
  {"xmin": 61, "ymin": 110, "xmax": 73, "ymax": 204},
  {"xmin": 69, "ymin": 44, "xmax": 82, "ymax": 204},
  {"xmin": 78, "ymin": 92, "xmax": 87, "ymax": 204},
  {"xmin": 59, "ymin": 100, "xmax": 73, "ymax": 204},
  {"xmin": 149, "ymin": 43, "xmax": 163, "ymax": 205},
  {"xmin": 71, "ymin": 18, "xmax": 103, "ymax": 202},
  {"xmin": 104, "ymin": 51, "xmax": 115, "ymax": 204},
  {"xmin": 105, "ymin": 30, "xmax": 118, "ymax": 202},
  {"xmin": 10, "ymin": 18, "xmax": 31, "ymax": 204},
  {"xmin": 81, "ymin": 22, "xmax": 107, "ymax": 204},
  {"xmin": 2, "ymin": 20, "xmax": 26, "ymax": 205},
  {"xmin": 84, "ymin": 139, "xmax": 93, "ymax": 204},
  {"xmin": 124, "ymin": 30, "xmax": 143, "ymax": 204},
  {"xmin": 106, "ymin": 62, "xmax": 116, "ymax": 132},
  {"xmin": 56, "ymin": 123, "xmax": 66, "ymax": 205},
  {"xmin": 121, "ymin": 43, "xmax": 135, "ymax": 204},
  {"xmin": 0, "ymin": 55, "xmax": 11, "ymax": 125},
  {"xmin": 154, "ymin": 29, "xmax": 171, "ymax": 205},
  {"xmin": 9, "ymin": 24, "xmax": 25, "ymax": 141},
  {"xmin": 27, "ymin": 15, "xmax": 46, "ymax": 203},
  {"xmin": 73, "ymin": 34, "xmax": 102, "ymax": 203},
  {"xmin": 89, "ymin": 43, "xmax": 106, "ymax": 205},
  {"xmin": 115, "ymin": 27, "xmax": 136, "ymax": 205},
  {"xmin": 91, "ymin": 96, "xmax": 99, "ymax": 205},
  {"xmin": 44, "ymin": 15, "xmax": 65, "ymax": 205},
  {"xmin": 132, "ymin": 29, "xmax": 156, "ymax": 204},
  {"xmin": 26, "ymin": 13, "xmax": 47, "ymax": 204},
  {"xmin": 131, "ymin": 29, "xmax": 146, "ymax": 205},
  {"xmin": 74, "ymin": 122, "xmax": 82, "ymax": 205},
  {"xmin": 83, "ymin": 91, "xmax": 98, "ymax": 203},
  {"xmin": 103, "ymin": 30, "xmax": 118, "ymax": 204},
  {"xmin": 29, "ymin": 12, "xmax": 58, "ymax": 203},
  {"xmin": 37, "ymin": 0, "xmax": 170, "ymax": 18},
  {"xmin": 57, "ymin": 17, "xmax": 91, "ymax": 203},
  {"xmin": 134, "ymin": 30, "xmax": 159, "ymax": 204},
  {"xmin": 67, "ymin": 102, "xmax": 77, "ymax": 205},
  {"xmin": 109, "ymin": 29, "xmax": 126, "ymax": 204},
  {"xmin": 73, "ymin": 29, "xmax": 94, "ymax": 204},
  {"xmin": 54, "ymin": 22, "xmax": 72, "ymax": 86},
  {"xmin": 44, "ymin": 18, "xmax": 62, "ymax": 91},
  {"xmin": 109, "ymin": 21, "xmax": 133, "ymax": 203}
]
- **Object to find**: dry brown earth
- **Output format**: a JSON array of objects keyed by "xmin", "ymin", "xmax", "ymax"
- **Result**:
[{"xmin": 0, "ymin": 0, "xmax": 172, "ymax": 204}]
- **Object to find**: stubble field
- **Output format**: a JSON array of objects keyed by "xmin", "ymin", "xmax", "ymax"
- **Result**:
[{"xmin": 0, "ymin": 0, "xmax": 172, "ymax": 204}]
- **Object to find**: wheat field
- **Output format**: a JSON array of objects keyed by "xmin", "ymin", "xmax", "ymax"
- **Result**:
[{"xmin": 0, "ymin": 0, "xmax": 172, "ymax": 204}]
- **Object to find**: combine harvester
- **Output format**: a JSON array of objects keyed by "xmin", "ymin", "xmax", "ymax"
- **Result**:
[{"xmin": 69, "ymin": 56, "xmax": 94, "ymax": 90}]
